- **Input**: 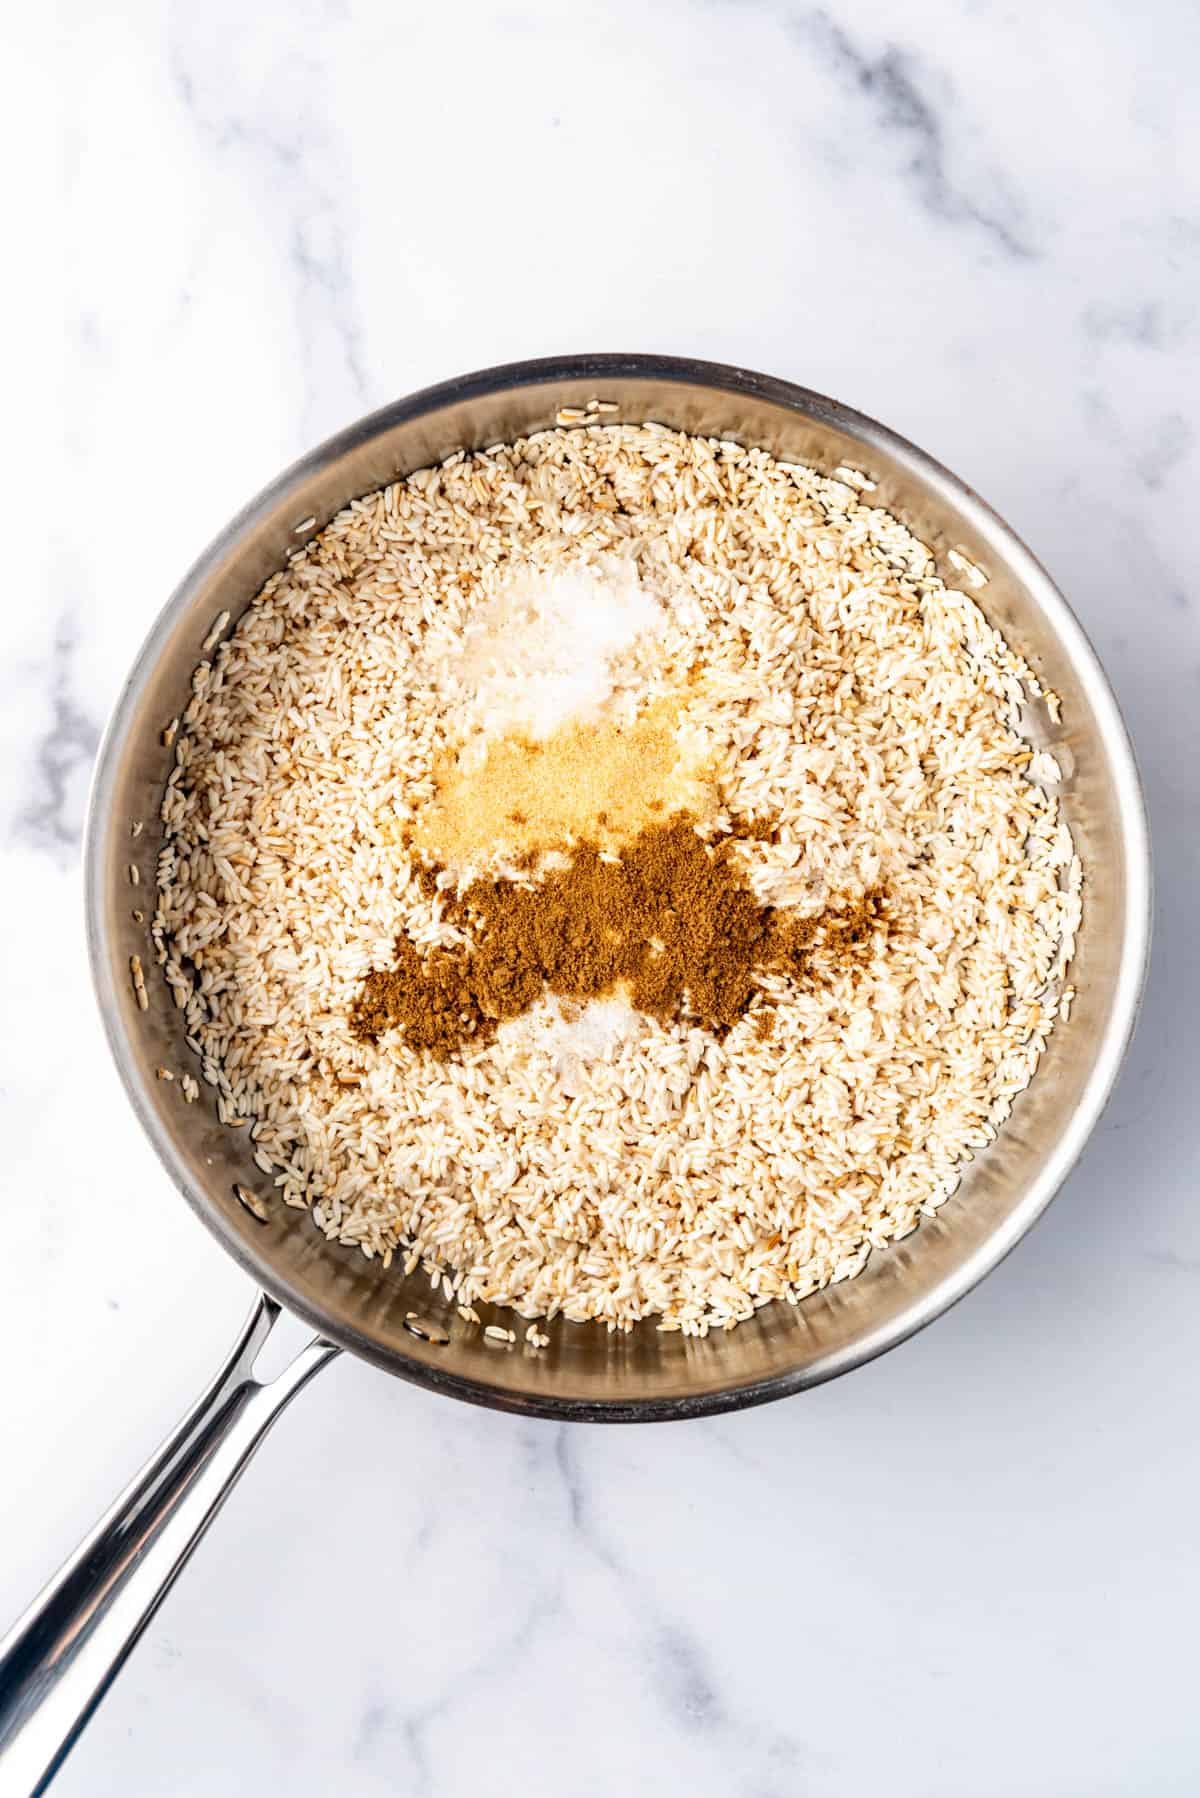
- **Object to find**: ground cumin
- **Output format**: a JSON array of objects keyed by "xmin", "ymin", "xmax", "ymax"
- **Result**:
[{"xmin": 351, "ymin": 817, "xmax": 886, "ymax": 1056}]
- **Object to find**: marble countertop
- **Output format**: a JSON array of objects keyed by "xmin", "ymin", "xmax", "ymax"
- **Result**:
[{"xmin": 6, "ymin": 1, "xmax": 1199, "ymax": 1791}]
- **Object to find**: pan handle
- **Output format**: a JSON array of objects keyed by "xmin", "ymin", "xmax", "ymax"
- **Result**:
[{"xmin": 0, "ymin": 1293, "xmax": 339, "ymax": 1796}]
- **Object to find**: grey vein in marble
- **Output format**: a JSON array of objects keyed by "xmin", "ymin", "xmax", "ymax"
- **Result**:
[
  {"xmin": 1081, "ymin": 390, "xmax": 1196, "ymax": 493},
  {"xmin": 789, "ymin": 8, "xmax": 1038, "ymax": 260},
  {"xmin": 356, "ymin": 1585, "xmax": 563, "ymax": 1796},
  {"xmin": 167, "ymin": 30, "xmax": 368, "ymax": 434},
  {"xmin": 19, "ymin": 611, "xmax": 100, "ymax": 856},
  {"xmin": 551, "ymin": 1427, "xmax": 811, "ymax": 1791},
  {"xmin": 1135, "ymin": 412, "xmax": 1194, "ymax": 489},
  {"xmin": 1081, "ymin": 298, "xmax": 1195, "ymax": 352}
]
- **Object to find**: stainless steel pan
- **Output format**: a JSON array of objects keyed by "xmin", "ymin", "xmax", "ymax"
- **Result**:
[{"xmin": 0, "ymin": 356, "xmax": 1150, "ymax": 1793}]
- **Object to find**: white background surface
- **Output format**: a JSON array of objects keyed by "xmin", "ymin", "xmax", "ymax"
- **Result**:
[{"xmin": 5, "ymin": 2, "xmax": 1199, "ymax": 1792}]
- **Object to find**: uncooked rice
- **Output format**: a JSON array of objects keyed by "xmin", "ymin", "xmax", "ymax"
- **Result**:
[{"xmin": 154, "ymin": 424, "xmax": 1081, "ymax": 1335}]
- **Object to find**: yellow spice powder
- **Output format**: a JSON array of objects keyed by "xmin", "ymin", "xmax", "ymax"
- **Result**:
[{"xmin": 411, "ymin": 696, "xmax": 715, "ymax": 868}]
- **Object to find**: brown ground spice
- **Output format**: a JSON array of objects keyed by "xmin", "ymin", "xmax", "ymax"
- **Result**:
[{"xmin": 351, "ymin": 818, "xmax": 885, "ymax": 1056}]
